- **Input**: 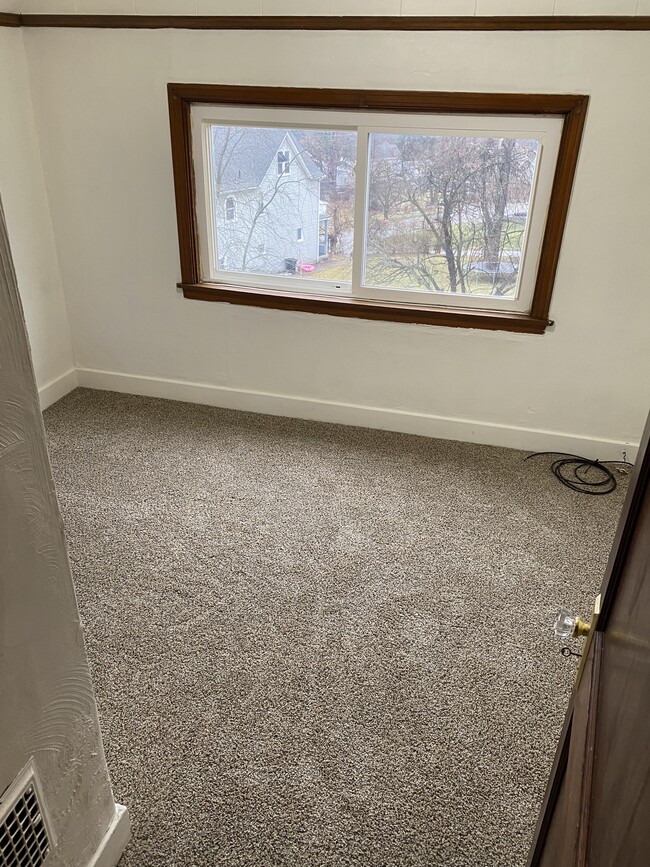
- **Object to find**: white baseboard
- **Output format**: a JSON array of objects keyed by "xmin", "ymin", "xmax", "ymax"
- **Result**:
[
  {"xmin": 38, "ymin": 367, "xmax": 78, "ymax": 410},
  {"xmin": 86, "ymin": 804, "xmax": 130, "ymax": 867},
  {"xmin": 75, "ymin": 367, "xmax": 639, "ymax": 461}
]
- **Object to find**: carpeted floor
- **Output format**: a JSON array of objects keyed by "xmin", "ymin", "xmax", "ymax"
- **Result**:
[{"xmin": 43, "ymin": 389, "xmax": 628, "ymax": 867}]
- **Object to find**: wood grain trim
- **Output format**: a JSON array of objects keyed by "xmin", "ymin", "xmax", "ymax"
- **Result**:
[
  {"xmin": 0, "ymin": 13, "xmax": 21, "ymax": 27},
  {"xmin": 168, "ymin": 84, "xmax": 587, "ymax": 332},
  {"xmin": 598, "ymin": 411, "xmax": 650, "ymax": 627},
  {"xmin": 179, "ymin": 283, "xmax": 550, "ymax": 333},
  {"xmin": 530, "ymin": 94, "xmax": 588, "ymax": 323},
  {"xmin": 168, "ymin": 85, "xmax": 200, "ymax": 286},
  {"xmin": 169, "ymin": 84, "xmax": 587, "ymax": 116},
  {"xmin": 528, "ymin": 633, "xmax": 603, "ymax": 867},
  {"xmin": 15, "ymin": 15, "xmax": 650, "ymax": 32},
  {"xmin": 576, "ymin": 631, "xmax": 603, "ymax": 867},
  {"xmin": 527, "ymin": 710, "xmax": 574, "ymax": 867}
]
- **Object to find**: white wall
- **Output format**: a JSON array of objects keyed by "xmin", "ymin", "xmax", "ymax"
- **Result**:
[
  {"xmin": 23, "ymin": 26, "xmax": 650, "ymax": 456},
  {"xmin": 0, "ymin": 27, "xmax": 76, "ymax": 406},
  {"xmin": 0, "ymin": 194, "xmax": 129, "ymax": 867},
  {"xmin": 11, "ymin": 1, "xmax": 650, "ymax": 17}
]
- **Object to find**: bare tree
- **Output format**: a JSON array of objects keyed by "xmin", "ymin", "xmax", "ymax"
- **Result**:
[
  {"xmin": 366, "ymin": 133, "xmax": 536, "ymax": 297},
  {"xmin": 369, "ymin": 156, "xmax": 405, "ymax": 221},
  {"xmin": 298, "ymin": 129, "xmax": 356, "ymax": 200},
  {"xmin": 297, "ymin": 129, "xmax": 356, "ymax": 255}
]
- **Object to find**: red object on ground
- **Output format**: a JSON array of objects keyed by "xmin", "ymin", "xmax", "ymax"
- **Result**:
[{"xmin": 299, "ymin": 264, "xmax": 316, "ymax": 273}]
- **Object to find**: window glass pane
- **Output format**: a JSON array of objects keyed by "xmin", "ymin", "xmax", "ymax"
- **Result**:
[
  {"xmin": 363, "ymin": 132, "xmax": 540, "ymax": 299},
  {"xmin": 209, "ymin": 125, "xmax": 356, "ymax": 283}
]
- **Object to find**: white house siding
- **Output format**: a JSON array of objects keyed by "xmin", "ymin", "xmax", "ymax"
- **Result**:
[
  {"xmin": 214, "ymin": 134, "xmax": 321, "ymax": 277},
  {"xmin": 214, "ymin": 188, "xmax": 263, "ymax": 273}
]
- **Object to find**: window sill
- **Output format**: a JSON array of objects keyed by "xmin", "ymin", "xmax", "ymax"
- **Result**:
[{"xmin": 178, "ymin": 282, "xmax": 551, "ymax": 333}]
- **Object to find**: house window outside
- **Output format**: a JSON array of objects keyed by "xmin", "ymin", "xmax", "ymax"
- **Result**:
[
  {"xmin": 224, "ymin": 196, "xmax": 236, "ymax": 222},
  {"xmin": 277, "ymin": 150, "xmax": 290, "ymax": 176},
  {"xmin": 172, "ymin": 86, "xmax": 587, "ymax": 332}
]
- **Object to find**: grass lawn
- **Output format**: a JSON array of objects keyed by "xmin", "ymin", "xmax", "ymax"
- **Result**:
[{"xmin": 314, "ymin": 253, "xmax": 516, "ymax": 297}]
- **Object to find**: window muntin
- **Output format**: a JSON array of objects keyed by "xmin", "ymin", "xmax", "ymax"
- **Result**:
[
  {"xmin": 191, "ymin": 104, "xmax": 564, "ymax": 315},
  {"xmin": 224, "ymin": 196, "xmax": 236, "ymax": 222},
  {"xmin": 277, "ymin": 150, "xmax": 290, "ymax": 176}
]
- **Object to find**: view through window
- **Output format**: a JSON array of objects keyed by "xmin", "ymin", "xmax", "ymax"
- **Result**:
[
  {"xmin": 209, "ymin": 125, "xmax": 357, "ymax": 284},
  {"xmin": 200, "ymin": 113, "xmax": 557, "ymax": 314},
  {"xmin": 364, "ymin": 132, "xmax": 539, "ymax": 299}
]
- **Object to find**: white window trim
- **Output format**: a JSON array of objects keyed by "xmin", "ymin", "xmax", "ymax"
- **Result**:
[{"xmin": 191, "ymin": 104, "xmax": 563, "ymax": 315}]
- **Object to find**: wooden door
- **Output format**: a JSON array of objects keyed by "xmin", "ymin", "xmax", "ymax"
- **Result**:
[{"xmin": 528, "ymin": 413, "xmax": 650, "ymax": 866}]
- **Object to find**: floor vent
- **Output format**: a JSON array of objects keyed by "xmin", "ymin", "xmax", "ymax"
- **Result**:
[{"xmin": 0, "ymin": 763, "xmax": 52, "ymax": 867}]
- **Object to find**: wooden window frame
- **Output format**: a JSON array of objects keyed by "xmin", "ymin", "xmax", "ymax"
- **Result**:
[{"xmin": 168, "ymin": 83, "xmax": 588, "ymax": 334}]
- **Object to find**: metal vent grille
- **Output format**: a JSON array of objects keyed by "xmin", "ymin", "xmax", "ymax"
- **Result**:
[{"xmin": 0, "ymin": 781, "xmax": 50, "ymax": 867}]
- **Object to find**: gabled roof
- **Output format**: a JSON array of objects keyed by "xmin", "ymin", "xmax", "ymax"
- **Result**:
[{"xmin": 211, "ymin": 127, "xmax": 323, "ymax": 193}]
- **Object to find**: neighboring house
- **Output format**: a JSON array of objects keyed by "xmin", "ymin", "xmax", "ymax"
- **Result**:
[
  {"xmin": 211, "ymin": 127, "xmax": 328, "ymax": 275},
  {"xmin": 372, "ymin": 139, "xmax": 401, "ymax": 162}
]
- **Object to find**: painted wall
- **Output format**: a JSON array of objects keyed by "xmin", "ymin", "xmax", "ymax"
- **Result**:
[
  {"xmin": 0, "ymin": 197, "xmax": 128, "ymax": 865},
  {"xmin": 23, "ymin": 26, "xmax": 650, "ymax": 455},
  {"xmin": 0, "ymin": 27, "xmax": 75, "ymax": 406},
  {"xmin": 11, "ymin": 1, "xmax": 650, "ymax": 18}
]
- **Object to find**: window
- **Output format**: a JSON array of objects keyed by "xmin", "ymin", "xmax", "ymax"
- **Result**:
[
  {"xmin": 169, "ymin": 85, "xmax": 588, "ymax": 333},
  {"xmin": 277, "ymin": 150, "xmax": 290, "ymax": 176},
  {"xmin": 224, "ymin": 196, "xmax": 236, "ymax": 222}
]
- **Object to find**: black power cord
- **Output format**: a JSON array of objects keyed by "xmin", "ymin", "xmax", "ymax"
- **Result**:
[{"xmin": 524, "ymin": 451, "xmax": 634, "ymax": 495}]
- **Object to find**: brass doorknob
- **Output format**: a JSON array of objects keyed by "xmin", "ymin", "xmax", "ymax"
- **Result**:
[{"xmin": 553, "ymin": 607, "xmax": 591, "ymax": 640}]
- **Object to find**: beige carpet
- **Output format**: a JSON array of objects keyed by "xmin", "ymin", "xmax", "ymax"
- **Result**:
[{"xmin": 43, "ymin": 388, "xmax": 628, "ymax": 867}]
